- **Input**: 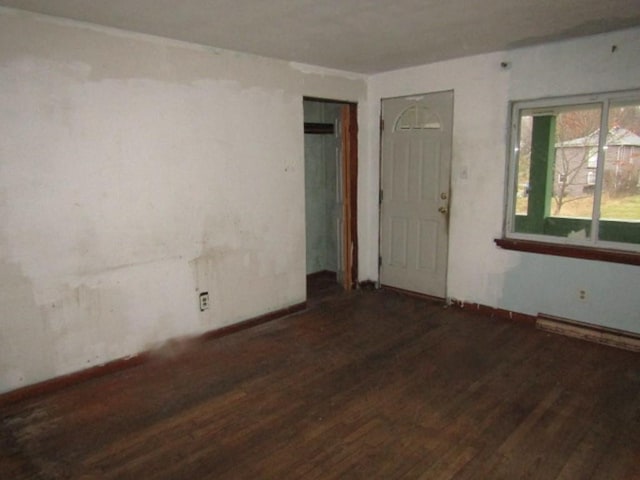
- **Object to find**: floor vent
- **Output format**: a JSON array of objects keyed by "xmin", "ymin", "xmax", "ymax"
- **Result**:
[{"xmin": 536, "ymin": 314, "xmax": 640, "ymax": 352}]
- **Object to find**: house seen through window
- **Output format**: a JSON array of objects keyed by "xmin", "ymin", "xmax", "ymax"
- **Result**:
[{"xmin": 507, "ymin": 90, "xmax": 640, "ymax": 251}]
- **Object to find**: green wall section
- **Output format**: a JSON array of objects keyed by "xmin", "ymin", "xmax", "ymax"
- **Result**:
[{"xmin": 527, "ymin": 115, "xmax": 556, "ymax": 229}]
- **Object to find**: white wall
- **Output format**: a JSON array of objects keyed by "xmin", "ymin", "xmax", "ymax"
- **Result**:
[
  {"xmin": 0, "ymin": 8, "xmax": 367, "ymax": 393},
  {"xmin": 367, "ymin": 28, "xmax": 640, "ymax": 333}
]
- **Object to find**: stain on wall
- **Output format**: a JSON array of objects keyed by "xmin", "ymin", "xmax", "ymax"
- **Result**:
[
  {"xmin": 0, "ymin": 8, "xmax": 366, "ymax": 393},
  {"xmin": 0, "ymin": 262, "xmax": 55, "ymax": 388}
]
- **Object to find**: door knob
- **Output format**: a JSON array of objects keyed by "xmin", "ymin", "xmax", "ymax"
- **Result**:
[{"xmin": 438, "ymin": 206, "xmax": 448, "ymax": 214}]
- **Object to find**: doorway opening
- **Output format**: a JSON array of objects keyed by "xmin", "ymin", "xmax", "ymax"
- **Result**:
[{"xmin": 303, "ymin": 97, "xmax": 358, "ymax": 300}]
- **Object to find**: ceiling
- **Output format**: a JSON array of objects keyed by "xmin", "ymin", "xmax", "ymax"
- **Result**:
[{"xmin": 1, "ymin": 0, "xmax": 640, "ymax": 74}]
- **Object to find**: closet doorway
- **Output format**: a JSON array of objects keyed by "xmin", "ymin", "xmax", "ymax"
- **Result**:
[{"xmin": 303, "ymin": 98, "xmax": 357, "ymax": 298}]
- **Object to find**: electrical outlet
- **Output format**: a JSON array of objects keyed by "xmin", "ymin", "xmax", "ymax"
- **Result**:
[
  {"xmin": 579, "ymin": 289, "xmax": 586, "ymax": 300},
  {"xmin": 199, "ymin": 292, "xmax": 210, "ymax": 311}
]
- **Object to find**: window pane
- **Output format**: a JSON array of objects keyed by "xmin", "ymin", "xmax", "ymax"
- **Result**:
[
  {"xmin": 515, "ymin": 115, "xmax": 532, "ymax": 215},
  {"xmin": 599, "ymin": 101, "xmax": 640, "ymax": 245},
  {"xmin": 394, "ymin": 105, "xmax": 442, "ymax": 131},
  {"xmin": 507, "ymin": 91, "xmax": 640, "ymax": 253},
  {"xmin": 513, "ymin": 105, "xmax": 600, "ymax": 240},
  {"xmin": 552, "ymin": 107, "xmax": 601, "ymax": 224}
]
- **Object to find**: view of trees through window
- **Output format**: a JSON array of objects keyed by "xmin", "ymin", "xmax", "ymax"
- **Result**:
[
  {"xmin": 517, "ymin": 104, "xmax": 640, "ymax": 218},
  {"xmin": 511, "ymin": 93, "xmax": 640, "ymax": 247}
]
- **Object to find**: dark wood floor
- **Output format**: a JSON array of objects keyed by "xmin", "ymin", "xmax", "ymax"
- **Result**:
[{"xmin": 1, "ymin": 289, "xmax": 639, "ymax": 479}]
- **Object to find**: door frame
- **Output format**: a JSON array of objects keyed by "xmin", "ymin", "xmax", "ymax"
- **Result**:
[
  {"xmin": 377, "ymin": 91, "xmax": 453, "ymax": 300},
  {"xmin": 303, "ymin": 97, "xmax": 358, "ymax": 291}
]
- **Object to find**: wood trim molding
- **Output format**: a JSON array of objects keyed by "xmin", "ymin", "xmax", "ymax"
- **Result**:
[
  {"xmin": 0, "ymin": 353, "xmax": 151, "ymax": 409},
  {"xmin": 449, "ymin": 299, "xmax": 537, "ymax": 325},
  {"xmin": 448, "ymin": 300, "xmax": 638, "ymax": 351},
  {"xmin": 381, "ymin": 285, "xmax": 446, "ymax": 304},
  {"xmin": 495, "ymin": 238, "xmax": 640, "ymax": 266},
  {"xmin": 340, "ymin": 103, "xmax": 359, "ymax": 291},
  {"xmin": 381, "ymin": 287, "xmax": 536, "ymax": 326},
  {"xmin": 537, "ymin": 314, "xmax": 640, "ymax": 352},
  {"xmin": 200, "ymin": 302, "xmax": 306, "ymax": 342},
  {"xmin": 0, "ymin": 301, "xmax": 307, "ymax": 408}
]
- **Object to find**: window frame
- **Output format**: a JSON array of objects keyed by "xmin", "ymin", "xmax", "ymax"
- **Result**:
[{"xmin": 500, "ymin": 89, "xmax": 640, "ymax": 262}]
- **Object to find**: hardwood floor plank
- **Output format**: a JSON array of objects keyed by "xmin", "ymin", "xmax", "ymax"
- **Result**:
[{"xmin": 1, "ymin": 289, "xmax": 639, "ymax": 479}]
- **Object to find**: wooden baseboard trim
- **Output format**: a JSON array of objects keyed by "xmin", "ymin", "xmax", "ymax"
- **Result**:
[
  {"xmin": 0, "ymin": 301, "xmax": 307, "ymax": 408},
  {"xmin": 449, "ymin": 300, "xmax": 537, "ymax": 325},
  {"xmin": 381, "ymin": 289, "xmax": 535, "ymax": 327},
  {"xmin": 536, "ymin": 314, "xmax": 640, "ymax": 352},
  {"xmin": 0, "ymin": 353, "xmax": 150, "ymax": 409},
  {"xmin": 381, "ymin": 285, "xmax": 445, "ymax": 304},
  {"xmin": 200, "ymin": 302, "xmax": 307, "ymax": 341}
]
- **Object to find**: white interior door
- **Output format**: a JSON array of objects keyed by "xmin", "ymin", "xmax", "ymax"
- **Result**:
[{"xmin": 379, "ymin": 91, "xmax": 453, "ymax": 298}]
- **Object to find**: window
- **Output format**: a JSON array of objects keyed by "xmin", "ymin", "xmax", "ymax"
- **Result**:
[
  {"xmin": 500, "ymin": 90, "xmax": 640, "ymax": 261},
  {"xmin": 394, "ymin": 105, "xmax": 441, "ymax": 131}
]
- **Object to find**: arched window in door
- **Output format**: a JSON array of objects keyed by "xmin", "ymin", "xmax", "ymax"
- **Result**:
[{"xmin": 394, "ymin": 105, "xmax": 442, "ymax": 131}]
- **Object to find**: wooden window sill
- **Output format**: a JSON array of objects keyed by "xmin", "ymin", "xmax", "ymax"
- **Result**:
[{"xmin": 494, "ymin": 238, "xmax": 640, "ymax": 266}]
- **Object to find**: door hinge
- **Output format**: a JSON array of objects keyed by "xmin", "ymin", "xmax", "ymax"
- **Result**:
[
  {"xmin": 380, "ymin": 118, "xmax": 384, "ymax": 132},
  {"xmin": 379, "ymin": 190, "xmax": 383, "ymax": 205},
  {"xmin": 378, "ymin": 255, "xmax": 382, "ymax": 267}
]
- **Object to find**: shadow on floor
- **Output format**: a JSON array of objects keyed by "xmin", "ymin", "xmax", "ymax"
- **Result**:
[{"xmin": 306, "ymin": 270, "xmax": 344, "ymax": 305}]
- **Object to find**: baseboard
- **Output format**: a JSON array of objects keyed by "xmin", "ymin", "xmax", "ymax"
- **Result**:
[
  {"xmin": 448, "ymin": 301, "xmax": 638, "ymax": 351},
  {"xmin": 0, "ymin": 301, "xmax": 307, "ymax": 408},
  {"xmin": 200, "ymin": 302, "xmax": 306, "ymax": 341},
  {"xmin": 537, "ymin": 314, "xmax": 640, "ymax": 352},
  {"xmin": 0, "ymin": 353, "xmax": 151, "ymax": 409},
  {"xmin": 381, "ymin": 285, "xmax": 446, "ymax": 304},
  {"xmin": 449, "ymin": 300, "xmax": 537, "ymax": 325}
]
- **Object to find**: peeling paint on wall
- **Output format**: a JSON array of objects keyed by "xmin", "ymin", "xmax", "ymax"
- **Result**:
[
  {"xmin": 0, "ymin": 262, "xmax": 55, "ymax": 391},
  {"xmin": 0, "ymin": 9, "xmax": 365, "ymax": 393}
]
